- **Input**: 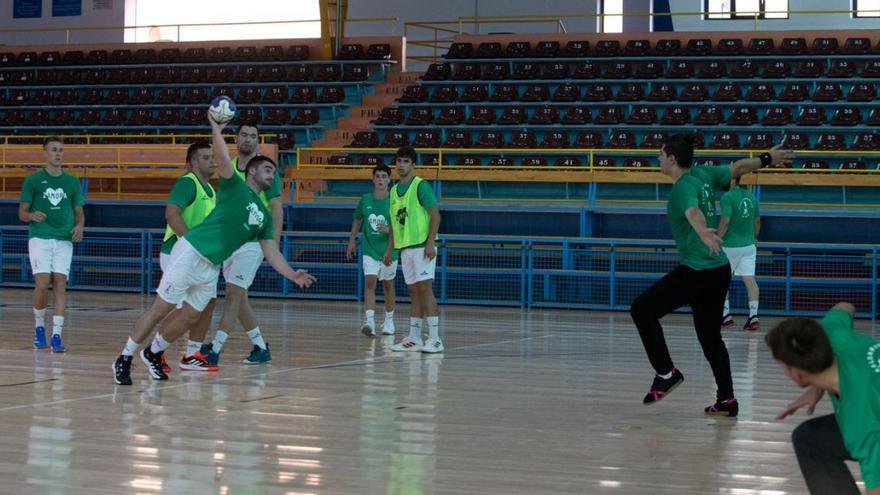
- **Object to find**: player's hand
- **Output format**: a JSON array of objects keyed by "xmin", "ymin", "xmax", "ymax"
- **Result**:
[
  {"xmin": 768, "ymin": 144, "xmax": 794, "ymax": 167},
  {"xmin": 776, "ymin": 385, "xmax": 824, "ymax": 420},
  {"xmin": 346, "ymin": 240, "xmax": 356, "ymax": 260},
  {"xmin": 70, "ymin": 225, "xmax": 84, "ymax": 243},
  {"xmin": 30, "ymin": 211, "xmax": 46, "ymax": 223},
  {"xmin": 696, "ymin": 227, "xmax": 722, "ymax": 255},
  {"xmin": 383, "ymin": 251, "xmax": 392, "ymax": 266},
  {"xmin": 207, "ymin": 111, "xmax": 228, "ymax": 130},
  {"xmin": 424, "ymin": 242, "xmax": 436, "ymax": 260},
  {"xmin": 291, "ymin": 270, "xmax": 316, "ymax": 289}
]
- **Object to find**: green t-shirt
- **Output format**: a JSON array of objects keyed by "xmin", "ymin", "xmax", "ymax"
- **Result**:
[
  {"xmin": 821, "ymin": 308, "xmax": 880, "ymax": 489},
  {"xmin": 20, "ymin": 168, "xmax": 84, "ymax": 241},
  {"xmin": 666, "ymin": 163, "xmax": 730, "ymax": 270},
  {"xmin": 232, "ymin": 156, "xmax": 281, "ymax": 208},
  {"xmin": 720, "ymin": 187, "xmax": 759, "ymax": 248},
  {"xmin": 184, "ymin": 174, "xmax": 274, "ymax": 264},
  {"xmin": 392, "ymin": 179, "xmax": 437, "ymax": 250},
  {"xmin": 354, "ymin": 192, "xmax": 398, "ymax": 262},
  {"xmin": 160, "ymin": 174, "xmax": 216, "ymax": 255}
]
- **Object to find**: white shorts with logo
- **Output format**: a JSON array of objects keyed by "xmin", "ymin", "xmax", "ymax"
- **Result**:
[
  {"xmin": 159, "ymin": 252, "xmax": 171, "ymax": 272},
  {"xmin": 222, "ymin": 241, "xmax": 263, "ymax": 289},
  {"xmin": 723, "ymin": 244, "xmax": 757, "ymax": 277},
  {"xmin": 156, "ymin": 238, "xmax": 219, "ymax": 312},
  {"xmin": 363, "ymin": 255, "xmax": 398, "ymax": 281},
  {"xmin": 400, "ymin": 247, "xmax": 436, "ymax": 285},
  {"xmin": 28, "ymin": 238, "xmax": 73, "ymax": 277}
]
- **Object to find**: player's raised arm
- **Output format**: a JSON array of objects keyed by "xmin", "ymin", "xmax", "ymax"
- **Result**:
[{"xmin": 209, "ymin": 113, "xmax": 233, "ymax": 179}]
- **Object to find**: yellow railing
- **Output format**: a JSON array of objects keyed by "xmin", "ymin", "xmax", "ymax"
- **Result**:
[{"xmin": 0, "ymin": 134, "xmax": 273, "ymax": 145}]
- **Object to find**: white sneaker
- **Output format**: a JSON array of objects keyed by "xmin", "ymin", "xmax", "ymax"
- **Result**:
[
  {"xmin": 380, "ymin": 319, "xmax": 395, "ymax": 335},
  {"xmin": 390, "ymin": 337, "xmax": 422, "ymax": 352},
  {"xmin": 361, "ymin": 319, "xmax": 376, "ymax": 337},
  {"xmin": 421, "ymin": 338, "xmax": 445, "ymax": 353}
]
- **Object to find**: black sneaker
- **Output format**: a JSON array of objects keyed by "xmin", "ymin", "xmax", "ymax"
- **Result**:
[
  {"xmin": 705, "ymin": 397, "xmax": 739, "ymax": 417},
  {"xmin": 140, "ymin": 347, "xmax": 168, "ymax": 380},
  {"xmin": 113, "ymin": 355, "xmax": 133, "ymax": 385},
  {"xmin": 643, "ymin": 368, "xmax": 685, "ymax": 405}
]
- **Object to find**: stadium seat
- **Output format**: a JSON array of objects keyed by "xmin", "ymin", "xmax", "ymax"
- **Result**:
[
  {"xmin": 561, "ymin": 107, "xmax": 590, "ymax": 124},
  {"xmin": 287, "ymin": 45, "xmax": 310, "ymax": 61},
  {"xmin": 237, "ymin": 87, "xmax": 260, "ymax": 104},
  {"xmin": 74, "ymin": 109, "xmax": 99, "ymax": 126},
  {"xmin": 466, "ymin": 106, "xmax": 495, "ymax": 125},
  {"xmin": 61, "ymin": 50, "xmax": 84, "ymax": 65},
  {"xmin": 460, "ymin": 83, "xmax": 488, "ymax": 102},
  {"xmin": 482, "ymin": 62, "xmax": 509, "ymax": 80},
  {"xmin": 828, "ymin": 59, "xmax": 856, "ymax": 78},
  {"xmin": 762, "ymin": 61, "xmax": 791, "ymax": 78},
  {"xmin": 446, "ymin": 42, "xmax": 473, "ymax": 59},
  {"xmin": 625, "ymin": 39, "xmax": 651, "ymax": 56},
  {"xmin": 554, "ymin": 156, "xmax": 581, "ymax": 167},
  {"xmin": 830, "ymin": 106, "xmax": 862, "ymax": 126},
  {"xmin": 291, "ymin": 108, "xmax": 319, "ymax": 125},
  {"xmin": 49, "ymin": 109, "xmax": 74, "ymax": 126},
  {"xmin": 730, "ymin": 60, "xmax": 757, "ymax": 78},
  {"xmin": 508, "ymin": 130, "xmax": 537, "ymax": 148},
  {"xmin": 155, "ymin": 109, "xmax": 179, "ymax": 126},
  {"xmin": 498, "ymin": 107, "xmax": 526, "ymax": 124},
  {"xmin": 852, "ymin": 132, "xmax": 880, "ymax": 150},
  {"xmin": 398, "ymin": 85, "xmax": 428, "ymax": 103},
  {"xmin": 365, "ymin": 44, "xmax": 391, "ymax": 60},
  {"xmin": 529, "ymin": 106, "xmax": 560, "ymax": 125},
  {"xmin": 712, "ymin": 83, "xmax": 741, "ymax": 101},
  {"xmin": 646, "ymin": 83, "xmax": 676, "ymax": 101},
  {"xmin": 288, "ymin": 64, "xmax": 312, "ymax": 82},
  {"xmin": 535, "ymin": 41, "xmax": 560, "ymax": 57},
  {"xmin": 793, "ymin": 61, "xmax": 824, "ymax": 78},
  {"xmin": 233, "ymin": 46, "xmax": 257, "ymax": 61},
  {"xmin": 716, "ymin": 38, "xmax": 743, "ymax": 55},
  {"xmin": 778, "ymin": 83, "xmax": 808, "ymax": 101},
  {"xmin": 7, "ymin": 89, "xmax": 27, "ymax": 105},
  {"xmin": 452, "ymin": 62, "xmax": 480, "ymax": 80},
  {"xmin": 337, "ymin": 44, "xmax": 364, "ymax": 60},
  {"xmin": 435, "ymin": 107, "xmax": 464, "ymax": 125},
  {"xmin": 314, "ymin": 64, "xmax": 340, "ymax": 82},
  {"xmin": 654, "ymin": 39, "xmax": 681, "ymax": 55},
  {"xmin": 847, "ymin": 83, "xmax": 876, "ymax": 101},
  {"xmin": 763, "ymin": 105, "xmax": 794, "ymax": 124},
  {"xmin": 154, "ymin": 67, "xmax": 179, "ymax": 83},
  {"xmin": 423, "ymin": 63, "xmax": 451, "ymax": 80},
  {"xmin": 815, "ymin": 133, "xmax": 846, "ymax": 150},
  {"xmin": 412, "ymin": 130, "xmax": 441, "ymax": 147},
  {"xmin": 666, "ymin": 61, "xmax": 694, "ymax": 78},
  {"xmin": 594, "ymin": 106, "xmax": 624, "ymax": 124},
  {"xmin": 811, "ymin": 38, "xmax": 838, "ymax": 54},
  {"xmin": 780, "ymin": 38, "xmax": 807, "ymax": 55},
  {"xmin": 86, "ymin": 49, "xmax": 109, "ymax": 64},
  {"xmin": 796, "ymin": 106, "xmax": 827, "ymax": 125},
  {"xmin": 539, "ymin": 131, "xmax": 568, "ymax": 148},
  {"xmin": 781, "ymin": 132, "xmax": 810, "ymax": 149},
  {"xmin": 627, "ymin": 106, "xmax": 658, "ymax": 124},
  {"xmin": 615, "ymin": 83, "xmax": 644, "ymax": 101},
  {"xmin": 207, "ymin": 46, "xmax": 231, "ymax": 61},
  {"xmin": 181, "ymin": 108, "xmax": 203, "ymax": 125},
  {"xmin": 291, "ymin": 86, "xmax": 315, "ymax": 103},
  {"xmin": 562, "ymin": 40, "xmax": 590, "ymax": 57},
  {"xmin": 350, "ymin": 131, "xmax": 380, "ymax": 148},
  {"xmin": 520, "ymin": 84, "xmax": 549, "ymax": 102},
  {"xmin": 429, "ymin": 85, "xmax": 457, "ymax": 103},
  {"xmin": 404, "ymin": 108, "xmax": 433, "ymax": 126},
  {"xmin": 53, "ymin": 88, "xmax": 76, "ymax": 105},
  {"xmin": 594, "ymin": 40, "xmax": 621, "ymax": 57},
  {"xmin": 489, "ymin": 84, "xmax": 518, "ymax": 102},
  {"xmin": 315, "ymin": 85, "xmax": 345, "ymax": 102},
  {"xmin": 506, "ymin": 41, "xmax": 531, "ymax": 58},
  {"xmin": 551, "ymin": 83, "xmax": 580, "ymax": 102},
  {"xmin": 574, "ymin": 131, "xmax": 603, "ymax": 148},
  {"xmin": 660, "ymin": 106, "xmax": 690, "ymax": 125},
  {"xmin": 342, "ymin": 64, "xmax": 370, "ymax": 82},
  {"xmin": 746, "ymin": 38, "xmax": 775, "ymax": 55},
  {"xmin": 708, "ymin": 132, "xmax": 740, "ymax": 149},
  {"xmin": 641, "ymin": 131, "xmax": 667, "ymax": 149},
  {"xmin": 488, "ymin": 156, "xmax": 515, "ymax": 166},
  {"xmin": 686, "ymin": 38, "xmax": 712, "ymax": 55},
  {"xmin": 359, "ymin": 155, "xmax": 386, "ymax": 166},
  {"xmin": 607, "ymin": 130, "xmax": 636, "ymax": 148},
  {"xmin": 582, "ymin": 83, "xmax": 612, "ymax": 101},
  {"xmin": 444, "ymin": 130, "xmax": 471, "ymax": 148},
  {"xmin": 238, "ymin": 108, "xmax": 261, "ymax": 122},
  {"xmin": 475, "ymin": 130, "xmax": 503, "ymax": 148},
  {"xmin": 696, "ymin": 61, "xmax": 726, "ymax": 78},
  {"xmin": 513, "ymin": 62, "xmax": 540, "ymax": 79},
  {"xmin": 105, "ymin": 88, "xmax": 128, "ymax": 104},
  {"xmin": 840, "ymin": 159, "xmax": 868, "ymax": 171},
  {"xmin": 381, "ymin": 131, "xmax": 409, "ymax": 148},
  {"xmin": 79, "ymin": 88, "xmax": 103, "ymax": 105},
  {"xmin": 541, "ymin": 61, "xmax": 569, "ymax": 79},
  {"xmin": 624, "ymin": 157, "xmax": 653, "ymax": 168},
  {"xmin": 522, "ymin": 156, "xmax": 548, "ymax": 167},
  {"xmin": 373, "ymin": 107, "xmax": 404, "ymax": 125},
  {"xmin": 572, "ymin": 61, "xmax": 599, "ymax": 79},
  {"xmin": 813, "ymin": 83, "xmax": 842, "ymax": 101},
  {"xmin": 594, "ymin": 156, "xmax": 616, "ymax": 168},
  {"xmin": 694, "ymin": 105, "xmax": 724, "ymax": 125},
  {"xmin": 261, "ymin": 45, "xmax": 284, "ymax": 61},
  {"xmin": 604, "ymin": 61, "xmax": 632, "ymax": 79},
  {"xmin": 843, "ymin": 37, "xmax": 870, "ymax": 54},
  {"xmin": 679, "ymin": 83, "xmax": 708, "ymax": 101},
  {"xmin": 635, "ymin": 61, "xmax": 663, "ymax": 78},
  {"xmin": 328, "ymin": 155, "xmax": 353, "ymax": 165},
  {"xmin": 802, "ymin": 159, "xmax": 830, "ymax": 170},
  {"xmin": 263, "ymin": 86, "xmax": 287, "ymax": 103},
  {"xmin": 103, "ymin": 109, "xmax": 125, "ymax": 126},
  {"xmin": 863, "ymin": 60, "xmax": 880, "ymax": 78},
  {"xmin": 745, "ymin": 132, "xmax": 774, "ymax": 149},
  {"xmin": 477, "ymin": 42, "xmax": 502, "ymax": 58}
]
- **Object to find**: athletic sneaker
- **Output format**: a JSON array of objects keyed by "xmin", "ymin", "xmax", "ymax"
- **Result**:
[
  {"xmin": 179, "ymin": 351, "xmax": 219, "ymax": 372},
  {"xmin": 140, "ymin": 347, "xmax": 169, "ymax": 380},
  {"xmin": 643, "ymin": 368, "xmax": 685, "ymax": 405},
  {"xmin": 421, "ymin": 338, "xmax": 445, "ymax": 353},
  {"xmin": 242, "ymin": 343, "xmax": 271, "ymax": 364},
  {"xmin": 113, "ymin": 355, "xmax": 133, "ymax": 385},
  {"xmin": 161, "ymin": 352, "xmax": 171, "ymax": 374},
  {"xmin": 705, "ymin": 397, "xmax": 739, "ymax": 417},
  {"xmin": 200, "ymin": 343, "xmax": 221, "ymax": 366},
  {"xmin": 743, "ymin": 316, "xmax": 760, "ymax": 332},
  {"xmin": 390, "ymin": 337, "xmax": 422, "ymax": 352},
  {"xmin": 50, "ymin": 334, "xmax": 66, "ymax": 353},
  {"xmin": 721, "ymin": 314, "xmax": 735, "ymax": 329},
  {"xmin": 361, "ymin": 319, "xmax": 376, "ymax": 337},
  {"xmin": 33, "ymin": 326, "xmax": 48, "ymax": 349},
  {"xmin": 380, "ymin": 319, "xmax": 395, "ymax": 335}
]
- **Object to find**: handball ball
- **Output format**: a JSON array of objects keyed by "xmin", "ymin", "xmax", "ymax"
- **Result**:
[{"xmin": 209, "ymin": 96, "xmax": 236, "ymax": 124}]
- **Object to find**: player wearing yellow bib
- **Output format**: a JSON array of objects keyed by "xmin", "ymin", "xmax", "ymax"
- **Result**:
[
  {"xmin": 718, "ymin": 176, "xmax": 761, "ymax": 331},
  {"xmin": 383, "ymin": 146, "xmax": 443, "ymax": 353},
  {"xmin": 202, "ymin": 122, "xmax": 284, "ymax": 367},
  {"xmin": 158, "ymin": 142, "xmax": 218, "ymax": 372},
  {"xmin": 112, "ymin": 113, "xmax": 315, "ymax": 385}
]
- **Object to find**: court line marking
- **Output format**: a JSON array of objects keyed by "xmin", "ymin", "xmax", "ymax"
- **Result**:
[{"xmin": 0, "ymin": 333, "xmax": 556, "ymax": 413}]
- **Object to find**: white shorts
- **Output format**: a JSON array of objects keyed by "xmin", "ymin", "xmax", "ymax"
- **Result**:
[
  {"xmin": 159, "ymin": 252, "xmax": 171, "ymax": 272},
  {"xmin": 222, "ymin": 241, "xmax": 263, "ymax": 289},
  {"xmin": 363, "ymin": 255, "xmax": 398, "ymax": 281},
  {"xmin": 723, "ymin": 244, "xmax": 757, "ymax": 277},
  {"xmin": 28, "ymin": 238, "xmax": 73, "ymax": 277},
  {"xmin": 400, "ymin": 247, "xmax": 436, "ymax": 285},
  {"xmin": 156, "ymin": 238, "xmax": 219, "ymax": 312}
]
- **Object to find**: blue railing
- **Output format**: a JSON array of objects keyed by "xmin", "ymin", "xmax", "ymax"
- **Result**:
[{"xmin": 1, "ymin": 226, "xmax": 876, "ymax": 318}]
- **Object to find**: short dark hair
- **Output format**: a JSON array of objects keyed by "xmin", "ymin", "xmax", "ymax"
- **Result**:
[
  {"xmin": 372, "ymin": 163, "xmax": 392, "ymax": 176},
  {"xmin": 245, "ymin": 154, "xmax": 277, "ymax": 177},
  {"xmin": 185, "ymin": 141, "xmax": 211, "ymax": 165},
  {"xmin": 394, "ymin": 145, "xmax": 417, "ymax": 162},
  {"xmin": 662, "ymin": 133, "xmax": 696, "ymax": 169},
  {"xmin": 43, "ymin": 135, "xmax": 63, "ymax": 148},
  {"xmin": 236, "ymin": 122, "xmax": 260, "ymax": 135},
  {"xmin": 765, "ymin": 317, "xmax": 835, "ymax": 373}
]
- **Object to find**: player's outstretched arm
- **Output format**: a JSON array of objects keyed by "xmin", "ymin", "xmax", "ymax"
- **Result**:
[
  {"xmin": 831, "ymin": 302, "xmax": 856, "ymax": 316},
  {"xmin": 259, "ymin": 239, "xmax": 316, "ymax": 288},
  {"xmin": 209, "ymin": 112, "xmax": 233, "ymax": 179},
  {"xmin": 730, "ymin": 145, "xmax": 794, "ymax": 179}
]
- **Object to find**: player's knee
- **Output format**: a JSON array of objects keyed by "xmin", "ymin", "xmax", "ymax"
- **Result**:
[
  {"xmin": 225, "ymin": 284, "xmax": 245, "ymax": 301},
  {"xmin": 630, "ymin": 294, "xmax": 650, "ymax": 320},
  {"xmin": 791, "ymin": 421, "xmax": 814, "ymax": 452}
]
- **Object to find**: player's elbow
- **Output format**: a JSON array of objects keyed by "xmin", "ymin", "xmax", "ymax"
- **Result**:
[{"xmin": 832, "ymin": 302, "xmax": 856, "ymax": 315}]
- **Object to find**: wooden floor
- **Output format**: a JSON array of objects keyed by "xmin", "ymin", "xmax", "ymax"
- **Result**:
[{"xmin": 0, "ymin": 287, "xmax": 874, "ymax": 495}]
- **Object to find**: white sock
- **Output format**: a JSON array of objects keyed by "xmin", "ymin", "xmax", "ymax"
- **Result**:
[
  {"xmin": 426, "ymin": 316, "xmax": 439, "ymax": 340},
  {"xmin": 408, "ymin": 317, "xmax": 422, "ymax": 342},
  {"xmin": 121, "ymin": 337, "xmax": 139, "ymax": 356},
  {"xmin": 384, "ymin": 310, "xmax": 394, "ymax": 322},
  {"xmin": 52, "ymin": 315, "xmax": 64, "ymax": 336},
  {"xmin": 723, "ymin": 298, "xmax": 730, "ymax": 316},
  {"xmin": 212, "ymin": 330, "xmax": 229, "ymax": 352},
  {"xmin": 186, "ymin": 340, "xmax": 202, "ymax": 357},
  {"xmin": 658, "ymin": 370, "xmax": 674, "ymax": 380},
  {"xmin": 247, "ymin": 327, "xmax": 267, "ymax": 350},
  {"xmin": 749, "ymin": 300, "xmax": 759, "ymax": 318},
  {"xmin": 150, "ymin": 334, "xmax": 169, "ymax": 354},
  {"xmin": 34, "ymin": 308, "xmax": 46, "ymax": 328},
  {"xmin": 365, "ymin": 309, "xmax": 375, "ymax": 321}
]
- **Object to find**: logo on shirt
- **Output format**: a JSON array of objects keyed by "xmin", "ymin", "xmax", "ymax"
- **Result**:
[
  {"xmin": 43, "ymin": 187, "xmax": 67, "ymax": 207},
  {"xmin": 367, "ymin": 213, "xmax": 387, "ymax": 233},
  {"xmin": 246, "ymin": 202, "xmax": 264, "ymax": 227},
  {"xmin": 868, "ymin": 343, "xmax": 880, "ymax": 374},
  {"xmin": 740, "ymin": 198, "xmax": 753, "ymax": 219},
  {"xmin": 396, "ymin": 207, "xmax": 407, "ymax": 226}
]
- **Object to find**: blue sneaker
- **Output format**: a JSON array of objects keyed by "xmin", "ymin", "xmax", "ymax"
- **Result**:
[
  {"xmin": 200, "ymin": 343, "xmax": 221, "ymax": 366},
  {"xmin": 242, "ymin": 343, "xmax": 271, "ymax": 364},
  {"xmin": 33, "ymin": 326, "xmax": 48, "ymax": 349},
  {"xmin": 50, "ymin": 334, "xmax": 66, "ymax": 353}
]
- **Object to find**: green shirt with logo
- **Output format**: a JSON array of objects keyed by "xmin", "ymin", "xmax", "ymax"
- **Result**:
[
  {"xmin": 354, "ymin": 192, "xmax": 398, "ymax": 262},
  {"xmin": 161, "ymin": 173, "xmax": 216, "ymax": 255},
  {"xmin": 820, "ymin": 308, "xmax": 880, "ymax": 489},
  {"xmin": 390, "ymin": 178, "xmax": 437, "ymax": 250},
  {"xmin": 232, "ymin": 156, "xmax": 281, "ymax": 208},
  {"xmin": 720, "ymin": 187, "xmax": 759, "ymax": 248},
  {"xmin": 184, "ymin": 174, "xmax": 274, "ymax": 265},
  {"xmin": 20, "ymin": 169, "xmax": 84, "ymax": 241},
  {"xmin": 667, "ymin": 163, "xmax": 730, "ymax": 270}
]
